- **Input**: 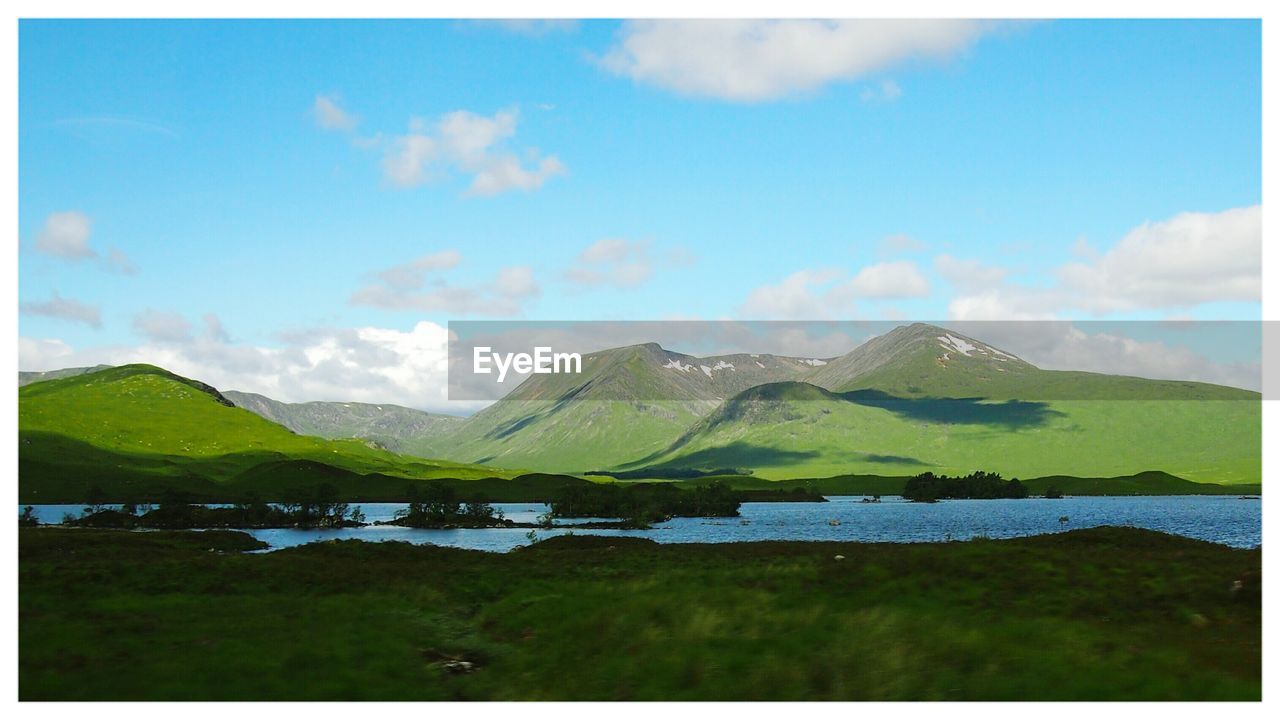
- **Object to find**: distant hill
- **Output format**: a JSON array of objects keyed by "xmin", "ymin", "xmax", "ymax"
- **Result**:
[
  {"xmin": 19, "ymin": 365, "xmax": 113, "ymax": 387},
  {"xmin": 223, "ymin": 390, "xmax": 463, "ymax": 452}
]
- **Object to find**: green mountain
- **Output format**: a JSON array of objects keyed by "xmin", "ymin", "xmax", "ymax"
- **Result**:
[
  {"xmin": 18, "ymin": 364, "xmax": 511, "ymax": 503},
  {"xmin": 223, "ymin": 390, "xmax": 464, "ymax": 453},
  {"xmin": 630, "ymin": 325, "xmax": 1260, "ymax": 483},
  {"xmin": 20, "ymin": 323, "xmax": 1261, "ymax": 496},
  {"xmin": 403, "ymin": 342, "xmax": 825, "ymax": 471},
  {"xmin": 804, "ymin": 323, "xmax": 1251, "ymax": 400}
]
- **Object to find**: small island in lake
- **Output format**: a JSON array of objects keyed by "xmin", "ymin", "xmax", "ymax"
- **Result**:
[{"xmin": 903, "ymin": 471, "xmax": 1029, "ymax": 503}]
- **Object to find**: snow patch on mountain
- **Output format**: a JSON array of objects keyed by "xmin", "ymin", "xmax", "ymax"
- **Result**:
[{"xmin": 663, "ymin": 358, "xmax": 694, "ymax": 372}]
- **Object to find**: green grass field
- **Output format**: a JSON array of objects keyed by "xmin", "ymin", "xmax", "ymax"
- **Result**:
[{"xmin": 18, "ymin": 527, "xmax": 1261, "ymax": 700}]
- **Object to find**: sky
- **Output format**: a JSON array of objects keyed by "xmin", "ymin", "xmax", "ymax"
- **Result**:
[{"xmin": 17, "ymin": 19, "xmax": 1263, "ymax": 411}]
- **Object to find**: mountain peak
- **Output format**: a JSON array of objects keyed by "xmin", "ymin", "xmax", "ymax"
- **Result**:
[{"xmin": 802, "ymin": 323, "xmax": 1035, "ymax": 395}]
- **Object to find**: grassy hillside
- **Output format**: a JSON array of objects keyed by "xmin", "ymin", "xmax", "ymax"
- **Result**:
[
  {"xmin": 631, "ymin": 381, "xmax": 1260, "ymax": 484},
  {"xmin": 223, "ymin": 390, "xmax": 464, "ymax": 452},
  {"xmin": 403, "ymin": 342, "xmax": 829, "ymax": 471},
  {"xmin": 18, "ymin": 364, "xmax": 515, "ymax": 503}
]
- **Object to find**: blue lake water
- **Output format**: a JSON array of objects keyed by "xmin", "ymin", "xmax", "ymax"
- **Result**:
[{"xmin": 23, "ymin": 495, "xmax": 1261, "ymax": 553}]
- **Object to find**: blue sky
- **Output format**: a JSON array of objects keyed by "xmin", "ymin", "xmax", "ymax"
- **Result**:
[{"xmin": 17, "ymin": 19, "xmax": 1262, "ymax": 408}]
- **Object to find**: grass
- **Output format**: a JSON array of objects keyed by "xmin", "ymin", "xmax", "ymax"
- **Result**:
[
  {"xmin": 18, "ymin": 364, "xmax": 519, "ymax": 502},
  {"xmin": 636, "ymin": 386, "xmax": 1261, "ymax": 484},
  {"xmin": 19, "ymin": 526, "xmax": 1260, "ymax": 700}
]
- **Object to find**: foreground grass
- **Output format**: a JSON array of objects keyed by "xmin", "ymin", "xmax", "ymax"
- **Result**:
[{"xmin": 19, "ymin": 527, "xmax": 1260, "ymax": 701}]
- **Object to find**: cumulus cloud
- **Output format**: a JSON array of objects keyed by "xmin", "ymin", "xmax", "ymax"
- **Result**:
[
  {"xmin": 564, "ymin": 238, "xmax": 693, "ymax": 288},
  {"xmin": 203, "ymin": 314, "xmax": 230, "ymax": 343},
  {"xmin": 352, "ymin": 251, "xmax": 540, "ymax": 317},
  {"xmin": 18, "ymin": 320, "xmax": 482, "ymax": 414},
  {"xmin": 313, "ymin": 94, "xmax": 359, "ymax": 131},
  {"xmin": 600, "ymin": 19, "xmax": 998, "ymax": 101},
  {"xmin": 848, "ymin": 261, "xmax": 930, "ymax": 299},
  {"xmin": 31, "ymin": 211, "xmax": 137, "ymax": 274},
  {"xmin": 738, "ymin": 269, "xmax": 859, "ymax": 320},
  {"xmin": 378, "ymin": 108, "xmax": 565, "ymax": 195},
  {"xmin": 939, "ymin": 205, "xmax": 1261, "ymax": 320},
  {"xmin": 1058, "ymin": 205, "xmax": 1261, "ymax": 313},
  {"xmin": 375, "ymin": 250, "xmax": 464, "ymax": 291},
  {"xmin": 34, "ymin": 211, "xmax": 94, "ymax": 260},
  {"xmin": 19, "ymin": 292, "xmax": 102, "ymax": 328},
  {"xmin": 946, "ymin": 321, "xmax": 1261, "ymax": 392},
  {"xmin": 740, "ymin": 260, "xmax": 930, "ymax": 318},
  {"xmin": 132, "ymin": 310, "xmax": 193, "ymax": 343}
]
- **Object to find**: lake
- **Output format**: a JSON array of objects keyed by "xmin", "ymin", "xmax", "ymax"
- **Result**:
[{"xmin": 23, "ymin": 495, "xmax": 1261, "ymax": 552}]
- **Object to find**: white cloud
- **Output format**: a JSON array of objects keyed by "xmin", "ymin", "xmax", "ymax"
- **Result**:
[
  {"xmin": 848, "ymin": 261, "xmax": 930, "ymax": 299},
  {"xmin": 103, "ymin": 247, "xmax": 138, "ymax": 275},
  {"xmin": 563, "ymin": 238, "xmax": 691, "ymax": 288},
  {"xmin": 573, "ymin": 239, "xmax": 655, "ymax": 286},
  {"xmin": 601, "ymin": 20, "xmax": 998, "ymax": 102},
  {"xmin": 202, "ymin": 314, "xmax": 230, "ymax": 343},
  {"xmin": 34, "ymin": 211, "xmax": 94, "ymax": 259},
  {"xmin": 30, "ymin": 210, "xmax": 137, "ymax": 274},
  {"xmin": 494, "ymin": 266, "xmax": 540, "ymax": 299},
  {"xmin": 352, "ymin": 252, "xmax": 540, "ymax": 317},
  {"xmin": 939, "ymin": 205, "xmax": 1261, "ymax": 320},
  {"xmin": 946, "ymin": 290, "xmax": 1060, "ymax": 321},
  {"xmin": 738, "ymin": 269, "xmax": 858, "ymax": 320},
  {"xmin": 468, "ymin": 153, "xmax": 566, "ymax": 196},
  {"xmin": 313, "ymin": 94, "xmax": 358, "ymax": 131},
  {"xmin": 934, "ymin": 254, "xmax": 1008, "ymax": 293},
  {"xmin": 19, "ymin": 292, "xmax": 102, "ymax": 328},
  {"xmin": 382, "ymin": 134, "xmax": 436, "ymax": 186},
  {"xmin": 18, "ymin": 321, "xmax": 483, "ymax": 414},
  {"xmin": 132, "ymin": 310, "xmax": 193, "ymax": 343},
  {"xmin": 948, "ymin": 321, "xmax": 1260, "ymax": 392},
  {"xmin": 1058, "ymin": 205, "xmax": 1261, "ymax": 313},
  {"xmin": 740, "ymin": 260, "xmax": 929, "ymax": 318},
  {"xmin": 375, "ymin": 250, "xmax": 464, "ymax": 291},
  {"xmin": 19, "ymin": 337, "xmax": 75, "ymax": 369},
  {"xmin": 378, "ymin": 108, "xmax": 565, "ymax": 195}
]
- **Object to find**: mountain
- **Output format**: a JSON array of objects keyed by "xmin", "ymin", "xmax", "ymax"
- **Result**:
[
  {"xmin": 402, "ymin": 342, "xmax": 827, "ymax": 471},
  {"xmin": 18, "ymin": 364, "xmax": 508, "ymax": 503},
  {"xmin": 223, "ymin": 390, "xmax": 464, "ymax": 452},
  {"xmin": 803, "ymin": 323, "xmax": 1249, "ymax": 400},
  {"xmin": 630, "ymin": 325, "xmax": 1260, "ymax": 483},
  {"xmin": 19, "ymin": 365, "xmax": 114, "ymax": 387}
]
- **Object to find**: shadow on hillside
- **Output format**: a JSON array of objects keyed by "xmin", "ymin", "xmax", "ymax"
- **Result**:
[
  {"xmin": 650, "ymin": 442, "xmax": 820, "ymax": 470},
  {"xmin": 858, "ymin": 453, "xmax": 928, "ymax": 466},
  {"xmin": 842, "ymin": 389, "xmax": 1065, "ymax": 429}
]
